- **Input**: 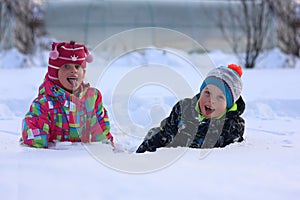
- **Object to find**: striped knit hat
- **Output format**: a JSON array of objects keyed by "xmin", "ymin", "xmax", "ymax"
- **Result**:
[
  {"xmin": 48, "ymin": 41, "xmax": 93, "ymax": 87},
  {"xmin": 200, "ymin": 64, "xmax": 243, "ymax": 108}
]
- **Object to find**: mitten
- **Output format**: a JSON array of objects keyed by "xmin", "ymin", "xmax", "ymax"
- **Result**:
[{"xmin": 136, "ymin": 139, "xmax": 157, "ymax": 153}]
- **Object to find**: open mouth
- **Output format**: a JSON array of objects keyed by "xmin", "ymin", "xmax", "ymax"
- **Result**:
[
  {"xmin": 67, "ymin": 77, "xmax": 78, "ymax": 87},
  {"xmin": 204, "ymin": 105, "xmax": 215, "ymax": 115}
]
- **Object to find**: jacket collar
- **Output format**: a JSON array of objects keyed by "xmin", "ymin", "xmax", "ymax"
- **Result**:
[{"xmin": 38, "ymin": 74, "xmax": 88, "ymax": 102}]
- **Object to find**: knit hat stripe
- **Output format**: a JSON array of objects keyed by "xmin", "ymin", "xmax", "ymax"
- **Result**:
[
  {"xmin": 60, "ymin": 46, "xmax": 84, "ymax": 51},
  {"xmin": 48, "ymin": 64, "xmax": 60, "ymax": 69},
  {"xmin": 220, "ymin": 66, "xmax": 242, "ymax": 84},
  {"xmin": 57, "ymin": 56, "xmax": 86, "ymax": 61},
  {"xmin": 48, "ymin": 74, "xmax": 59, "ymax": 80}
]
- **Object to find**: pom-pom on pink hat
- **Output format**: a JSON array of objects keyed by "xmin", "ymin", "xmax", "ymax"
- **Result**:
[{"xmin": 47, "ymin": 41, "xmax": 93, "ymax": 86}]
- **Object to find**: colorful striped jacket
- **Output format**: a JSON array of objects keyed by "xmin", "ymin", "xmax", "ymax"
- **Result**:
[{"xmin": 21, "ymin": 76, "xmax": 113, "ymax": 148}]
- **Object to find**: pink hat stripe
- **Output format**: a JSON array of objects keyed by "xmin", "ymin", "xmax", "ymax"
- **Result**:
[
  {"xmin": 48, "ymin": 64, "xmax": 60, "ymax": 69},
  {"xmin": 60, "ymin": 46, "xmax": 84, "ymax": 51},
  {"xmin": 58, "ymin": 56, "xmax": 86, "ymax": 61},
  {"xmin": 48, "ymin": 74, "xmax": 59, "ymax": 80}
]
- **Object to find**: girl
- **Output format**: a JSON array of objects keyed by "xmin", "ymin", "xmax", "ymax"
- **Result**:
[{"xmin": 21, "ymin": 41, "xmax": 113, "ymax": 148}]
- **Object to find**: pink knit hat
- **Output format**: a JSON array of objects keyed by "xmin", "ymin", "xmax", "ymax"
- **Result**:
[{"xmin": 47, "ymin": 41, "xmax": 93, "ymax": 87}]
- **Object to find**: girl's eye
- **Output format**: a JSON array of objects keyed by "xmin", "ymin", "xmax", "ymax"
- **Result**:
[
  {"xmin": 63, "ymin": 65, "xmax": 70, "ymax": 69},
  {"xmin": 204, "ymin": 90, "xmax": 210, "ymax": 95},
  {"xmin": 75, "ymin": 65, "xmax": 81, "ymax": 70}
]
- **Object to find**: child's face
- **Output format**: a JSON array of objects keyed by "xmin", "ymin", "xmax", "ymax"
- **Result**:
[
  {"xmin": 58, "ymin": 64, "xmax": 85, "ymax": 92},
  {"xmin": 199, "ymin": 84, "xmax": 227, "ymax": 118}
]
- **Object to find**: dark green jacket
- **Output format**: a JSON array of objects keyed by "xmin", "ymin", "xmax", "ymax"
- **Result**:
[{"xmin": 136, "ymin": 93, "xmax": 245, "ymax": 153}]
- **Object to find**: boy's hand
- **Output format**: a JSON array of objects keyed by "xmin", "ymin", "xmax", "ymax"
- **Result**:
[
  {"xmin": 136, "ymin": 144, "xmax": 147, "ymax": 153},
  {"xmin": 136, "ymin": 140, "xmax": 157, "ymax": 153},
  {"xmin": 136, "ymin": 140, "xmax": 150, "ymax": 153},
  {"xmin": 136, "ymin": 131, "xmax": 170, "ymax": 153}
]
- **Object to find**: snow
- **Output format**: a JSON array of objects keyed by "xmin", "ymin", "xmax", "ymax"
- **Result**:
[{"xmin": 0, "ymin": 47, "xmax": 300, "ymax": 200}]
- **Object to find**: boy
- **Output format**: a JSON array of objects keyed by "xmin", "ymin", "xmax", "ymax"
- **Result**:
[
  {"xmin": 21, "ymin": 41, "xmax": 113, "ymax": 148},
  {"xmin": 136, "ymin": 64, "xmax": 245, "ymax": 153}
]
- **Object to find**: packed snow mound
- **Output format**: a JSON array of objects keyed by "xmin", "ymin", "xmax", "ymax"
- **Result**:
[
  {"xmin": 0, "ymin": 48, "xmax": 25, "ymax": 68},
  {"xmin": 0, "ymin": 47, "xmax": 300, "ymax": 200},
  {"xmin": 0, "ymin": 104, "xmax": 14, "ymax": 120},
  {"xmin": 246, "ymin": 99, "xmax": 300, "ymax": 120}
]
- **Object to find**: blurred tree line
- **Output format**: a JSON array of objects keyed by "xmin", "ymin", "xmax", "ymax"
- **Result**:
[
  {"xmin": 266, "ymin": 0, "xmax": 300, "ymax": 57},
  {"xmin": 216, "ymin": 0, "xmax": 300, "ymax": 68},
  {"xmin": 0, "ymin": 0, "xmax": 47, "ymax": 55},
  {"xmin": 0, "ymin": 0, "xmax": 299, "ymax": 68}
]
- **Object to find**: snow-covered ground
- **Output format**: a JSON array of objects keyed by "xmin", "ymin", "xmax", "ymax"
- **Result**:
[{"xmin": 0, "ymin": 47, "xmax": 300, "ymax": 200}]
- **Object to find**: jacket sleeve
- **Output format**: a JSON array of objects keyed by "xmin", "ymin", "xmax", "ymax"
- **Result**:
[
  {"xmin": 191, "ymin": 116, "xmax": 245, "ymax": 148},
  {"xmin": 21, "ymin": 98, "xmax": 50, "ymax": 148},
  {"xmin": 90, "ymin": 89, "xmax": 113, "ymax": 143},
  {"xmin": 136, "ymin": 100, "xmax": 183, "ymax": 153},
  {"xmin": 217, "ymin": 117, "xmax": 245, "ymax": 147}
]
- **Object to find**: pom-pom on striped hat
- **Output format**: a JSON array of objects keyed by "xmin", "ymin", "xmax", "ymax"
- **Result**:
[
  {"xmin": 200, "ymin": 64, "xmax": 243, "ymax": 109},
  {"xmin": 47, "ymin": 41, "xmax": 93, "ymax": 86}
]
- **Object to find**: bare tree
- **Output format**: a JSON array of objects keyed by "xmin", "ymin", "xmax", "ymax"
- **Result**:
[
  {"xmin": 216, "ymin": 0, "xmax": 273, "ymax": 68},
  {"xmin": 0, "ymin": 0, "xmax": 13, "ymax": 50},
  {"xmin": 0, "ymin": 0, "xmax": 46, "ymax": 55},
  {"xmin": 266, "ymin": 0, "xmax": 300, "ymax": 57}
]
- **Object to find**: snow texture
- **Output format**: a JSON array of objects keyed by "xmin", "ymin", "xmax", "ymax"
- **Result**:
[{"xmin": 0, "ymin": 47, "xmax": 300, "ymax": 200}]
